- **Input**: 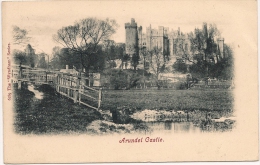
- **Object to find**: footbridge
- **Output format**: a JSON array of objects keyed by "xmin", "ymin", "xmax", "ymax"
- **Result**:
[{"xmin": 16, "ymin": 68, "xmax": 102, "ymax": 111}]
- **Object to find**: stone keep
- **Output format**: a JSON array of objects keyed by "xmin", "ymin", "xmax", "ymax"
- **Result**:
[{"xmin": 125, "ymin": 18, "xmax": 138, "ymax": 56}]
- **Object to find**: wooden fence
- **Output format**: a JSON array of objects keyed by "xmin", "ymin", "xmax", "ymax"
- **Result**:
[
  {"xmin": 18, "ymin": 69, "xmax": 103, "ymax": 111},
  {"xmin": 55, "ymin": 74, "xmax": 102, "ymax": 111}
]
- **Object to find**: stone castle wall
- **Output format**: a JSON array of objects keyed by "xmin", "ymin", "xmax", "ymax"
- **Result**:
[{"xmin": 125, "ymin": 19, "xmax": 225, "ymax": 70}]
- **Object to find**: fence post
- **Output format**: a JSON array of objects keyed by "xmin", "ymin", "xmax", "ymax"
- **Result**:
[
  {"xmin": 67, "ymin": 87, "xmax": 70, "ymax": 97},
  {"xmin": 78, "ymin": 85, "xmax": 82, "ymax": 105},
  {"xmin": 56, "ymin": 75, "xmax": 59, "ymax": 92},
  {"xmin": 70, "ymin": 76, "xmax": 72, "ymax": 87},
  {"xmin": 56, "ymin": 75, "xmax": 60, "ymax": 93},
  {"xmin": 18, "ymin": 80, "xmax": 22, "ymax": 89},
  {"xmin": 98, "ymin": 88, "xmax": 102, "ymax": 110},
  {"xmin": 73, "ymin": 77, "xmax": 80, "ymax": 103},
  {"xmin": 73, "ymin": 90, "xmax": 78, "ymax": 103}
]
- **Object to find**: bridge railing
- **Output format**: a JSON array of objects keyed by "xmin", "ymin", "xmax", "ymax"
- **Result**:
[
  {"xmin": 78, "ymin": 84, "xmax": 102, "ymax": 111},
  {"xmin": 55, "ymin": 74, "xmax": 102, "ymax": 111},
  {"xmin": 18, "ymin": 69, "xmax": 102, "ymax": 111},
  {"xmin": 21, "ymin": 71, "xmax": 56, "ymax": 84}
]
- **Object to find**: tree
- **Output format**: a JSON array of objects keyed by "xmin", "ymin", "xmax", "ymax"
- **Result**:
[
  {"xmin": 51, "ymin": 46, "xmax": 61, "ymax": 59},
  {"xmin": 128, "ymin": 44, "xmax": 139, "ymax": 71},
  {"xmin": 189, "ymin": 60, "xmax": 208, "ymax": 78},
  {"xmin": 172, "ymin": 59, "xmax": 188, "ymax": 73},
  {"xmin": 13, "ymin": 49, "xmax": 27, "ymax": 66},
  {"xmin": 210, "ymin": 44, "xmax": 234, "ymax": 79},
  {"xmin": 103, "ymin": 40, "xmax": 117, "ymax": 69},
  {"xmin": 53, "ymin": 17, "xmax": 119, "ymax": 74},
  {"xmin": 49, "ymin": 46, "xmax": 81, "ymax": 70},
  {"xmin": 139, "ymin": 47, "xmax": 149, "ymax": 87},
  {"xmin": 57, "ymin": 48, "xmax": 81, "ymax": 70},
  {"xmin": 173, "ymin": 35, "xmax": 190, "ymax": 60},
  {"xmin": 12, "ymin": 26, "xmax": 31, "ymax": 46},
  {"xmin": 131, "ymin": 52, "xmax": 139, "ymax": 71},
  {"xmin": 106, "ymin": 69, "xmax": 141, "ymax": 90},
  {"xmin": 148, "ymin": 47, "xmax": 166, "ymax": 89},
  {"xmin": 49, "ymin": 46, "xmax": 61, "ymax": 69},
  {"xmin": 50, "ymin": 47, "xmax": 62, "ymax": 69},
  {"xmin": 37, "ymin": 54, "xmax": 47, "ymax": 68},
  {"xmin": 88, "ymin": 45, "xmax": 106, "ymax": 72},
  {"xmin": 188, "ymin": 23, "xmax": 220, "ymax": 76},
  {"xmin": 114, "ymin": 43, "xmax": 126, "ymax": 68},
  {"xmin": 103, "ymin": 40, "xmax": 116, "ymax": 60}
]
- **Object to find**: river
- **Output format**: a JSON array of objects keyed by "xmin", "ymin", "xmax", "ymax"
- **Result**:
[
  {"xmin": 13, "ymin": 84, "xmax": 236, "ymax": 135},
  {"xmin": 27, "ymin": 84, "xmax": 44, "ymax": 99}
]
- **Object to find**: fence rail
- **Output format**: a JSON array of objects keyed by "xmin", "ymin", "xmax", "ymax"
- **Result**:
[
  {"xmin": 55, "ymin": 74, "xmax": 102, "ymax": 111},
  {"xmin": 17, "ymin": 70, "xmax": 102, "ymax": 111}
]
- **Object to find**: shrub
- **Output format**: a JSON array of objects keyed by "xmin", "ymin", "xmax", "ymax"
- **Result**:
[
  {"xmin": 172, "ymin": 59, "xmax": 188, "ymax": 73},
  {"xmin": 173, "ymin": 81, "xmax": 187, "ymax": 90},
  {"xmin": 109, "ymin": 69, "xmax": 128, "ymax": 90},
  {"xmin": 103, "ymin": 69, "xmax": 141, "ymax": 90}
]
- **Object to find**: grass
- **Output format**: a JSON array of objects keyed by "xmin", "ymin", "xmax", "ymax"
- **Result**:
[
  {"xmin": 13, "ymin": 85, "xmax": 102, "ymax": 134},
  {"xmin": 101, "ymin": 88, "xmax": 234, "ymax": 111},
  {"xmin": 13, "ymin": 85, "xmax": 234, "ymax": 134}
]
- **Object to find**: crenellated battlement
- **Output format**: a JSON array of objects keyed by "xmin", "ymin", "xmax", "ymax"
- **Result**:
[{"xmin": 125, "ymin": 23, "xmax": 137, "ymax": 29}]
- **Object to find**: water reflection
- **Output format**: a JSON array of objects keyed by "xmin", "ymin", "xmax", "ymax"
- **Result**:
[
  {"xmin": 130, "ymin": 109, "xmax": 235, "ymax": 133},
  {"xmin": 164, "ymin": 121, "xmax": 172, "ymax": 130},
  {"xmin": 146, "ymin": 121, "xmax": 201, "ymax": 134},
  {"xmin": 27, "ymin": 85, "xmax": 44, "ymax": 99}
]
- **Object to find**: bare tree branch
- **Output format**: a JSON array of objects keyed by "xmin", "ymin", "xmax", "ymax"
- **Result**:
[
  {"xmin": 12, "ymin": 26, "xmax": 31, "ymax": 46},
  {"xmin": 53, "ymin": 17, "xmax": 118, "ymax": 72}
]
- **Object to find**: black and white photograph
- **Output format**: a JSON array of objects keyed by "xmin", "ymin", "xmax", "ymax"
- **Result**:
[{"xmin": 2, "ymin": 0, "xmax": 258, "ymax": 163}]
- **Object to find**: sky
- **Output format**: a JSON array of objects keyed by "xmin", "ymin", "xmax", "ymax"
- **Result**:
[{"xmin": 2, "ymin": 1, "xmax": 257, "ymax": 58}]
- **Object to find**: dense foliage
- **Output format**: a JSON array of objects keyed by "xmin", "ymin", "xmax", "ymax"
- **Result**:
[
  {"xmin": 172, "ymin": 59, "xmax": 188, "ymax": 74},
  {"xmin": 173, "ymin": 47, "xmax": 233, "ymax": 80},
  {"xmin": 172, "ymin": 23, "xmax": 234, "ymax": 80},
  {"xmin": 53, "ymin": 17, "xmax": 119, "ymax": 73},
  {"xmin": 102, "ymin": 69, "xmax": 142, "ymax": 90}
]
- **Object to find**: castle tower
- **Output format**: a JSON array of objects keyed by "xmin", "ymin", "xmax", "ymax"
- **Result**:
[
  {"xmin": 146, "ymin": 25, "xmax": 152, "ymax": 51},
  {"xmin": 217, "ymin": 38, "xmax": 224, "ymax": 59},
  {"xmin": 158, "ymin": 26, "xmax": 164, "ymax": 49},
  {"xmin": 138, "ymin": 26, "xmax": 142, "ymax": 48},
  {"xmin": 125, "ymin": 18, "xmax": 138, "ymax": 56}
]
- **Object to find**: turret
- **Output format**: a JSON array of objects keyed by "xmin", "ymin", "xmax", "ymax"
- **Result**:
[{"xmin": 125, "ymin": 18, "xmax": 138, "ymax": 56}]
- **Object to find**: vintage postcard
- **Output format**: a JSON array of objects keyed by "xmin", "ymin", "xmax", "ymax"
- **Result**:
[{"xmin": 2, "ymin": 0, "xmax": 259, "ymax": 163}]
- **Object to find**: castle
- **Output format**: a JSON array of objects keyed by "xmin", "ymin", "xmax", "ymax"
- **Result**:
[{"xmin": 125, "ymin": 18, "xmax": 225, "ymax": 70}]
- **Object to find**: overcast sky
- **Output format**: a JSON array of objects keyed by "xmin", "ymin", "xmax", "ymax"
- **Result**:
[{"xmin": 3, "ymin": 1, "xmax": 257, "ymax": 57}]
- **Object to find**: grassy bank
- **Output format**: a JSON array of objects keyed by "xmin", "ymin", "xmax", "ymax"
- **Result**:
[
  {"xmin": 101, "ymin": 88, "xmax": 234, "ymax": 111},
  {"xmin": 13, "ymin": 85, "xmax": 102, "ymax": 134}
]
